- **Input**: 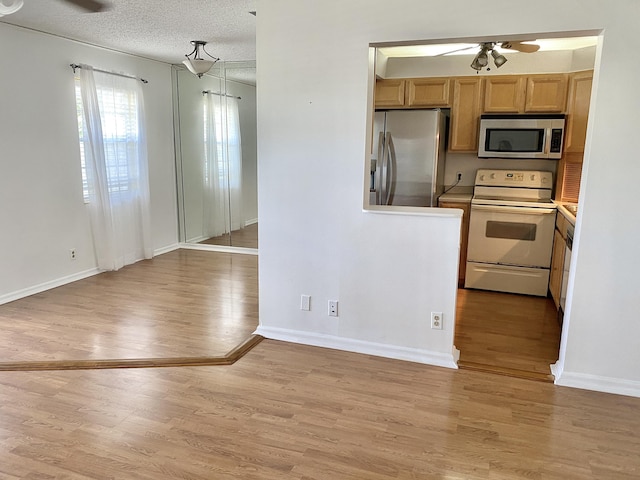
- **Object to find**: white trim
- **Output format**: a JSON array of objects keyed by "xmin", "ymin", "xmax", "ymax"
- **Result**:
[
  {"xmin": 0, "ymin": 268, "xmax": 100, "ymax": 305},
  {"xmin": 244, "ymin": 218, "xmax": 258, "ymax": 226},
  {"xmin": 254, "ymin": 326, "xmax": 460, "ymax": 369},
  {"xmin": 364, "ymin": 205, "xmax": 463, "ymax": 218},
  {"xmin": 179, "ymin": 242, "xmax": 258, "ymax": 256},
  {"xmin": 153, "ymin": 243, "xmax": 180, "ymax": 256},
  {"xmin": 186, "ymin": 235, "xmax": 209, "ymax": 243},
  {"xmin": 555, "ymin": 371, "xmax": 640, "ymax": 398}
]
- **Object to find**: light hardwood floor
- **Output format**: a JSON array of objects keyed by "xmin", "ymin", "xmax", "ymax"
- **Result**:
[
  {"xmin": 455, "ymin": 288, "xmax": 562, "ymax": 381},
  {"xmin": 0, "ymin": 250, "xmax": 258, "ymax": 365},
  {"xmin": 1, "ymin": 339, "xmax": 639, "ymax": 479}
]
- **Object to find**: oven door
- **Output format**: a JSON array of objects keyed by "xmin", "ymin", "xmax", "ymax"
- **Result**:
[{"xmin": 467, "ymin": 204, "xmax": 556, "ymax": 268}]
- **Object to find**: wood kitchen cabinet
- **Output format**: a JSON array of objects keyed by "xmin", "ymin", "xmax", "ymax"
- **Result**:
[
  {"xmin": 375, "ymin": 78, "xmax": 451, "ymax": 108},
  {"xmin": 549, "ymin": 229, "xmax": 565, "ymax": 308},
  {"xmin": 525, "ymin": 74, "xmax": 568, "ymax": 112},
  {"xmin": 438, "ymin": 199, "xmax": 471, "ymax": 286},
  {"xmin": 406, "ymin": 78, "xmax": 451, "ymax": 107},
  {"xmin": 563, "ymin": 70, "xmax": 593, "ymax": 153},
  {"xmin": 449, "ymin": 77, "xmax": 483, "ymax": 152},
  {"xmin": 483, "ymin": 76, "xmax": 526, "ymax": 113},
  {"xmin": 555, "ymin": 70, "xmax": 593, "ymax": 202},
  {"xmin": 549, "ymin": 213, "xmax": 570, "ymax": 308},
  {"xmin": 374, "ymin": 79, "xmax": 406, "ymax": 107},
  {"xmin": 483, "ymin": 74, "xmax": 568, "ymax": 113}
]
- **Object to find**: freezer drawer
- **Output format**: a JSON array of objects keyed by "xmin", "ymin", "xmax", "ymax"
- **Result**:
[{"xmin": 465, "ymin": 261, "xmax": 550, "ymax": 296}]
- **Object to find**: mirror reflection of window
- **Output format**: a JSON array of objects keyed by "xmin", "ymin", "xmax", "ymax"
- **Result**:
[{"xmin": 173, "ymin": 62, "xmax": 257, "ymax": 250}]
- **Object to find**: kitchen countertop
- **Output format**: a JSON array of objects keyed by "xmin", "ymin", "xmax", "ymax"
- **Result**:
[
  {"xmin": 555, "ymin": 201, "xmax": 577, "ymax": 225},
  {"xmin": 438, "ymin": 186, "xmax": 473, "ymax": 203}
]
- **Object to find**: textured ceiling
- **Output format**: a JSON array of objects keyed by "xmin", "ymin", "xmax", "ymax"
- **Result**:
[{"xmin": 0, "ymin": 0, "xmax": 257, "ymax": 64}]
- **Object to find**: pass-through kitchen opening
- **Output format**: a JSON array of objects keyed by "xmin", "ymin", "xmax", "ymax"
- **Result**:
[{"xmin": 370, "ymin": 33, "xmax": 594, "ymax": 380}]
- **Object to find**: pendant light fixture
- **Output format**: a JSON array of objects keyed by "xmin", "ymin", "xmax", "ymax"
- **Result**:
[{"xmin": 182, "ymin": 40, "xmax": 220, "ymax": 78}]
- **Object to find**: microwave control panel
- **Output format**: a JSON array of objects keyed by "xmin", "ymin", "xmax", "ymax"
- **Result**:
[{"xmin": 550, "ymin": 129, "xmax": 564, "ymax": 153}]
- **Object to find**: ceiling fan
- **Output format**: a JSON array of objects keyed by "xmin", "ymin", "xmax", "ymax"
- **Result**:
[
  {"xmin": 0, "ymin": 0, "xmax": 110, "ymax": 16},
  {"xmin": 439, "ymin": 40, "xmax": 541, "ymax": 71}
]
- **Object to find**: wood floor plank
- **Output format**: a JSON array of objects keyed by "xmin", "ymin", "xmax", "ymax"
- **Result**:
[
  {"xmin": 0, "ymin": 250, "xmax": 258, "ymax": 366},
  {"xmin": 455, "ymin": 288, "xmax": 562, "ymax": 380},
  {"xmin": 2, "ymin": 340, "xmax": 639, "ymax": 479}
]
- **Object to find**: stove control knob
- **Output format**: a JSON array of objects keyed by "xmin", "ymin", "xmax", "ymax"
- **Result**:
[
  {"xmin": 542, "ymin": 176, "xmax": 549, "ymax": 184},
  {"xmin": 490, "ymin": 173, "xmax": 496, "ymax": 179},
  {"xmin": 530, "ymin": 174, "xmax": 536, "ymax": 181},
  {"xmin": 479, "ymin": 174, "xmax": 485, "ymax": 181}
]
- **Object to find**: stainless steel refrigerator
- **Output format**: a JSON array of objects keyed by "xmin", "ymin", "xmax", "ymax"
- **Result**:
[{"xmin": 371, "ymin": 109, "xmax": 447, "ymax": 207}]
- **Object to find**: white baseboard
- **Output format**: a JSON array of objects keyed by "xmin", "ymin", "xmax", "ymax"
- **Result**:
[
  {"xmin": 245, "ymin": 218, "xmax": 258, "ymax": 226},
  {"xmin": 0, "ymin": 268, "xmax": 101, "ymax": 305},
  {"xmin": 555, "ymin": 371, "xmax": 640, "ymax": 398},
  {"xmin": 154, "ymin": 243, "xmax": 180, "ymax": 256},
  {"xmin": 254, "ymin": 326, "xmax": 459, "ymax": 369},
  {"xmin": 180, "ymin": 243, "xmax": 258, "ymax": 255},
  {"xmin": 1, "ymin": 245, "xmax": 179, "ymax": 306}
]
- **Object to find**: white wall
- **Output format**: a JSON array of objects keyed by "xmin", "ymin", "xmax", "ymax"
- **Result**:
[
  {"xmin": 256, "ymin": 0, "xmax": 640, "ymax": 396},
  {"xmin": 0, "ymin": 23, "xmax": 178, "ymax": 301}
]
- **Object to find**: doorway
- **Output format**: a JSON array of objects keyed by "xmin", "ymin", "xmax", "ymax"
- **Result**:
[{"xmin": 454, "ymin": 289, "xmax": 561, "ymax": 381}]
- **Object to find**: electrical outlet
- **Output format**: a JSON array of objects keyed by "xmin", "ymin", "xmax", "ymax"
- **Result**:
[
  {"xmin": 300, "ymin": 294, "xmax": 311, "ymax": 311},
  {"xmin": 456, "ymin": 172, "xmax": 463, "ymax": 182},
  {"xmin": 431, "ymin": 312, "xmax": 443, "ymax": 330},
  {"xmin": 70, "ymin": 249, "xmax": 76, "ymax": 260},
  {"xmin": 328, "ymin": 300, "xmax": 338, "ymax": 317}
]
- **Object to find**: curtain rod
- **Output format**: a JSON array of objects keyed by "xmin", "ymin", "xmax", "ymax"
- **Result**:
[
  {"xmin": 70, "ymin": 64, "xmax": 149, "ymax": 84},
  {"xmin": 202, "ymin": 90, "xmax": 241, "ymax": 100}
]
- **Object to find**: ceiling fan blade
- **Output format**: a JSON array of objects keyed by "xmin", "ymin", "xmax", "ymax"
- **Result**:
[
  {"xmin": 434, "ymin": 45, "xmax": 478, "ymax": 57},
  {"xmin": 501, "ymin": 41, "xmax": 540, "ymax": 53},
  {"xmin": 63, "ymin": 0, "xmax": 110, "ymax": 12}
]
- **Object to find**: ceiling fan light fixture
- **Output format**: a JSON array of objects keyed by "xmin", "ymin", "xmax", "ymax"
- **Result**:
[
  {"xmin": 0, "ymin": 0, "xmax": 24, "ymax": 17},
  {"xmin": 471, "ymin": 47, "xmax": 489, "ymax": 70},
  {"xmin": 182, "ymin": 40, "xmax": 220, "ymax": 78},
  {"xmin": 491, "ymin": 49, "xmax": 508, "ymax": 68}
]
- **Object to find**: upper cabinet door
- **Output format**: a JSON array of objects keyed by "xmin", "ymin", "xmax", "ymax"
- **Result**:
[
  {"xmin": 483, "ymin": 76, "xmax": 526, "ymax": 113},
  {"xmin": 449, "ymin": 77, "xmax": 483, "ymax": 152},
  {"xmin": 406, "ymin": 78, "xmax": 451, "ymax": 107},
  {"xmin": 375, "ymin": 79, "xmax": 406, "ymax": 107},
  {"xmin": 525, "ymin": 74, "xmax": 568, "ymax": 113},
  {"xmin": 563, "ymin": 70, "xmax": 593, "ymax": 153}
]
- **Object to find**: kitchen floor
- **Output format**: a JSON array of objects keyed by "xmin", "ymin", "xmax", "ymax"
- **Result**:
[{"xmin": 454, "ymin": 288, "xmax": 562, "ymax": 381}]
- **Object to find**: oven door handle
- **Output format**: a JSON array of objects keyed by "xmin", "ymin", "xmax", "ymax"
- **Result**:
[{"xmin": 471, "ymin": 204, "xmax": 557, "ymax": 215}]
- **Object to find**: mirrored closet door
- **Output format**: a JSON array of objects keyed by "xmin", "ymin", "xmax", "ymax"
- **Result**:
[{"xmin": 173, "ymin": 61, "xmax": 257, "ymax": 249}]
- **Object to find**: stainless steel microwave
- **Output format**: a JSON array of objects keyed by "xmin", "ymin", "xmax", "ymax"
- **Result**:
[{"xmin": 478, "ymin": 114, "xmax": 566, "ymax": 159}]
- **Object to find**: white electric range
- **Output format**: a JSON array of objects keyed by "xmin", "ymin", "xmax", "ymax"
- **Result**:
[{"xmin": 465, "ymin": 169, "xmax": 557, "ymax": 296}]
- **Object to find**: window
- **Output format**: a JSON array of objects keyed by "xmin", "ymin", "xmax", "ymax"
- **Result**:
[
  {"xmin": 75, "ymin": 77, "xmax": 141, "ymax": 200},
  {"xmin": 73, "ymin": 66, "xmax": 152, "ymax": 271}
]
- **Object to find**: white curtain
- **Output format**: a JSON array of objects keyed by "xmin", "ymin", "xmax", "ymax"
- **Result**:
[
  {"xmin": 203, "ymin": 93, "xmax": 243, "ymax": 237},
  {"xmin": 203, "ymin": 93, "xmax": 228, "ymax": 238},
  {"xmin": 226, "ymin": 97, "xmax": 244, "ymax": 232},
  {"xmin": 77, "ymin": 65, "xmax": 152, "ymax": 271}
]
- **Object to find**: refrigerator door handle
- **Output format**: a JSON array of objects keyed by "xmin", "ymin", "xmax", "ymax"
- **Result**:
[
  {"xmin": 376, "ymin": 131, "xmax": 385, "ymax": 205},
  {"xmin": 380, "ymin": 132, "xmax": 389, "ymax": 205},
  {"xmin": 385, "ymin": 133, "xmax": 396, "ymax": 205}
]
